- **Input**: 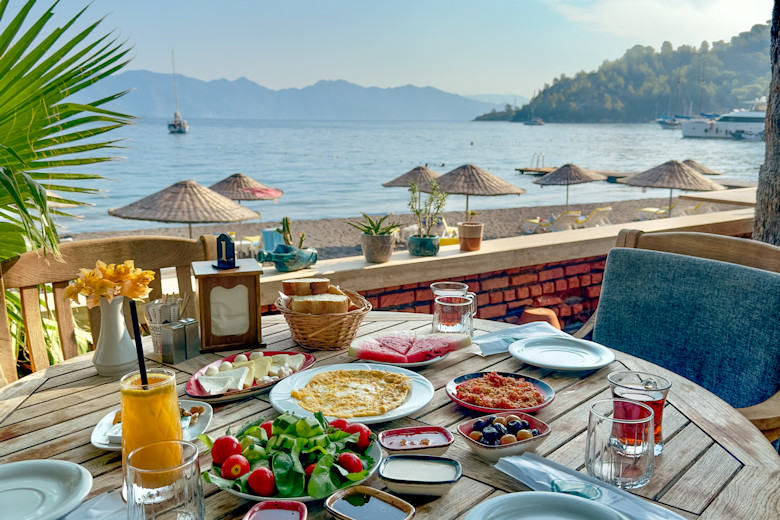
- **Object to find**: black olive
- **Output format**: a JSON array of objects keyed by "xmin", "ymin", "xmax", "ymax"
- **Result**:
[
  {"xmin": 531, "ymin": 428, "xmax": 539, "ymax": 436},
  {"xmin": 492, "ymin": 439, "xmax": 502, "ymax": 446},
  {"xmin": 473, "ymin": 419, "xmax": 488, "ymax": 432},
  {"xmin": 484, "ymin": 416, "xmax": 496, "ymax": 425},
  {"xmin": 506, "ymin": 420, "xmax": 521, "ymax": 435},
  {"xmin": 493, "ymin": 423, "xmax": 508, "ymax": 436},
  {"xmin": 481, "ymin": 426, "xmax": 499, "ymax": 442},
  {"xmin": 478, "ymin": 436, "xmax": 491, "ymax": 445},
  {"xmin": 519, "ymin": 419, "xmax": 530, "ymax": 430}
]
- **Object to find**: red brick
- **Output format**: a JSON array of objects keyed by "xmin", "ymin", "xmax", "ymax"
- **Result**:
[
  {"xmin": 386, "ymin": 285, "xmax": 402, "ymax": 292},
  {"xmin": 401, "ymin": 283, "xmax": 418, "ymax": 290},
  {"xmin": 481, "ymin": 276, "xmax": 509, "ymax": 291},
  {"xmin": 477, "ymin": 293, "xmax": 491, "ymax": 307},
  {"xmin": 510, "ymin": 273, "xmax": 538, "ymax": 285},
  {"xmin": 542, "ymin": 282, "xmax": 555, "ymax": 294},
  {"xmin": 503, "ymin": 289, "xmax": 516, "ymax": 301},
  {"xmin": 466, "ymin": 281, "xmax": 480, "ymax": 292},
  {"xmin": 379, "ymin": 291, "xmax": 415, "ymax": 308},
  {"xmin": 564, "ymin": 263, "xmax": 591, "ymax": 276},
  {"xmin": 414, "ymin": 304, "xmax": 431, "ymax": 314},
  {"xmin": 572, "ymin": 303, "xmax": 584, "ymax": 314},
  {"xmin": 535, "ymin": 295, "xmax": 562, "ymax": 306},
  {"xmin": 516, "ymin": 298, "xmax": 534, "ymax": 306},
  {"xmin": 507, "ymin": 300, "xmax": 526, "ymax": 310},
  {"xmin": 592, "ymin": 273, "xmax": 603, "ymax": 284},
  {"xmin": 516, "ymin": 286, "xmax": 530, "ymax": 299},
  {"xmin": 539, "ymin": 267, "xmax": 564, "ymax": 282},
  {"xmin": 415, "ymin": 288, "xmax": 433, "ymax": 301},
  {"xmin": 579, "ymin": 274, "xmax": 592, "ymax": 286},
  {"xmin": 590, "ymin": 260, "xmax": 607, "ymax": 271},
  {"xmin": 367, "ymin": 297, "xmax": 379, "ymax": 309},
  {"xmin": 478, "ymin": 304, "xmax": 507, "ymax": 319},
  {"xmin": 555, "ymin": 279, "xmax": 567, "ymax": 292},
  {"xmin": 489, "ymin": 292, "xmax": 503, "ymax": 304},
  {"xmin": 364, "ymin": 288, "xmax": 384, "ymax": 297},
  {"xmin": 567, "ymin": 277, "xmax": 580, "ymax": 289},
  {"xmin": 399, "ymin": 307, "xmax": 415, "ymax": 313},
  {"xmin": 586, "ymin": 285, "xmax": 602, "ymax": 298},
  {"xmin": 529, "ymin": 284, "xmax": 543, "ymax": 297},
  {"xmin": 558, "ymin": 304, "xmax": 572, "ymax": 317},
  {"xmin": 505, "ymin": 267, "xmax": 522, "ymax": 275}
]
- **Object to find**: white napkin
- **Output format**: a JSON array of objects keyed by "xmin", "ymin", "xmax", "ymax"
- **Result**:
[
  {"xmin": 496, "ymin": 453, "xmax": 686, "ymax": 520},
  {"xmin": 472, "ymin": 321, "xmax": 569, "ymax": 356},
  {"xmin": 62, "ymin": 490, "xmax": 126, "ymax": 519}
]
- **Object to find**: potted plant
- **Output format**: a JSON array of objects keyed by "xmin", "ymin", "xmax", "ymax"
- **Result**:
[
  {"xmin": 458, "ymin": 210, "xmax": 484, "ymax": 252},
  {"xmin": 408, "ymin": 180, "xmax": 449, "ymax": 257},
  {"xmin": 348, "ymin": 213, "xmax": 401, "ymax": 263},
  {"xmin": 256, "ymin": 217, "xmax": 318, "ymax": 271}
]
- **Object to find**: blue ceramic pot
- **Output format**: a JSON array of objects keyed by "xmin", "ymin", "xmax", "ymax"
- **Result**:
[
  {"xmin": 408, "ymin": 235, "xmax": 440, "ymax": 257},
  {"xmin": 256, "ymin": 244, "xmax": 318, "ymax": 272}
]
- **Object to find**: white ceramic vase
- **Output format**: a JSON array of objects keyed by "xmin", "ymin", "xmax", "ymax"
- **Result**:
[{"xmin": 92, "ymin": 296, "xmax": 139, "ymax": 377}]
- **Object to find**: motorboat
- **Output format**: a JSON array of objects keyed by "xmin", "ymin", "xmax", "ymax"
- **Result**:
[
  {"xmin": 656, "ymin": 116, "xmax": 682, "ymax": 129},
  {"xmin": 681, "ymin": 98, "xmax": 765, "ymax": 139}
]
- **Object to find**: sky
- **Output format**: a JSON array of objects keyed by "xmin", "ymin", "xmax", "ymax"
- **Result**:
[{"xmin": 15, "ymin": 0, "xmax": 775, "ymax": 98}]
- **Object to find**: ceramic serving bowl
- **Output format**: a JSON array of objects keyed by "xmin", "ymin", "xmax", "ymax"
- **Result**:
[
  {"xmin": 324, "ymin": 485, "xmax": 414, "ymax": 520},
  {"xmin": 457, "ymin": 411, "xmax": 551, "ymax": 462},
  {"xmin": 378, "ymin": 455, "xmax": 462, "ymax": 496},
  {"xmin": 378, "ymin": 425, "xmax": 454, "ymax": 456},
  {"xmin": 242, "ymin": 500, "xmax": 307, "ymax": 520}
]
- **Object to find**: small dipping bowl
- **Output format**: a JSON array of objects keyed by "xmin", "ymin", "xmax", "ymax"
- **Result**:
[
  {"xmin": 457, "ymin": 411, "xmax": 551, "ymax": 462},
  {"xmin": 325, "ymin": 485, "xmax": 414, "ymax": 520},
  {"xmin": 242, "ymin": 500, "xmax": 307, "ymax": 520},
  {"xmin": 378, "ymin": 454, "xmax": 462, "ymax": 496},
  {"xmin": 378, "ymin": 425, "xmax": 454, "ymax": 456}
]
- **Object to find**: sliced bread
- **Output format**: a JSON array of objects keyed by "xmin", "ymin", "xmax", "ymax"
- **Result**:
[
  {"xmin": 290, "ymin": 294, "xmax": 350, "ymax": 314},
  {"xmin": 282, "ymin": 278, "xmax": 331, "ymax": 296}
]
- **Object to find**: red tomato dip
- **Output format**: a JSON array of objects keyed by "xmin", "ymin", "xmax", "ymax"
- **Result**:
[{"xmin": 456, "ymin": 373, "xmax": 545, "ymax": 409}]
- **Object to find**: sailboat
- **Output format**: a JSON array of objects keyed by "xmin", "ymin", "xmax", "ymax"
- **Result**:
[{"xmin": 168, "ymin": 50, "xmax": 188, "ymax": 134}]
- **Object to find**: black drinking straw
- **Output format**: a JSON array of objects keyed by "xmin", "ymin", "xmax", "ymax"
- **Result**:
[{"xmin": 129, "ymin": 299, "xmax": 148, "ymax": 387}]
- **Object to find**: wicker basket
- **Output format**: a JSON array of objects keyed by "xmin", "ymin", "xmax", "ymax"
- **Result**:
[{"xmin": 275, "ymin": 289, "xmax": 372, "ymax": 350}]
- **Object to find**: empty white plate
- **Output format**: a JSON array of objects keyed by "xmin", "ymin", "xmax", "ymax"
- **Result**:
[
  {"xmin": 464, "ymin": 491, "xmax": 628, "ymax": 520},
  {"xmin": 0, "ymin": 460, "xmax": 92, "ymax": 520},
  {"xmin": 509, "ymin": 336, "xmax": 615, "ymax": 371}
]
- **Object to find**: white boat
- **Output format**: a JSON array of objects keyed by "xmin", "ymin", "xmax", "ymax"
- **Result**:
[
  {"xmin": 168, "ymin": 51, "xmax": 188, "ymax": 134},
  {"xmin": 681, "ymin": 98, "xmax": 765, "ymax": 139}
]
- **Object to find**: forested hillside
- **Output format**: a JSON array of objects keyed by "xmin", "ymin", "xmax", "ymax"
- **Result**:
[{"xmin": 476, "ymin": 23, "xmax": 769, "ymax": 123}]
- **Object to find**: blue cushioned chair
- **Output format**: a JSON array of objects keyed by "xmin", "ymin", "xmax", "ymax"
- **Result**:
[{"xmin": 593, "ymin": 246, "xmax": 780, "ymax": 446}]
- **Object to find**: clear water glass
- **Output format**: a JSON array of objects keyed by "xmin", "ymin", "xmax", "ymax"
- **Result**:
[
  {"xmin": 433, "ymin": 295, "xmax": 474, "ymax": 335},
  {"xmin": 585, "ymin": 398, "xmax": 654, "ymax": 489},
  {"xmin": 430, "ymin": 281, "xmax": 477, "ymax": 317},
  {"xmin": 126, "ymin": 440, "xmax": 204, "ymax": 520}
]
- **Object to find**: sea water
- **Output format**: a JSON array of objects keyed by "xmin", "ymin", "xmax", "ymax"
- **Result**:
[{"xmin": 60, "ymin": 119, "xmax": 764, "ymax": 234}]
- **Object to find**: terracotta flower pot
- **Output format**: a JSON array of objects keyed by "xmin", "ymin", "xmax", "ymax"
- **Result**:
[
  {"xmin": 457, "ymin": 222, "xmax": 484, "ymax": 251},
  {"xmin": 408, "ymin": 235, "xmax": 440, "ymax": 257},
  {"xmin": 361, "ymin": 233, "xmax": 395, "ymax": 263}
]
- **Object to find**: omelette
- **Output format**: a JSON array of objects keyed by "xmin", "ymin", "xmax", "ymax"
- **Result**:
[{"xmin": 291, "ymin": 369, "xmax": 412, "ymax": 418}]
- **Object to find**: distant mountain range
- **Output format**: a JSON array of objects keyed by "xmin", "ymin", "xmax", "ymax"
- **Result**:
[{"xmin": 75, "ymin": 70, "xmax": 512, "ymax": 121}]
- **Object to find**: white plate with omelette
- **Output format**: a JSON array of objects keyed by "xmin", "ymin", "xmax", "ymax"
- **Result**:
[{"xmin": 270, "ymin": 363, "xmax": 434, "ymax": 424}]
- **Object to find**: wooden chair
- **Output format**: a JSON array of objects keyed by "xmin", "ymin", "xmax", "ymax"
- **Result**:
[
  {"xmin": 575, "ymin": 229, "xmax": 780, "ymax": 444},
  {"xmin": 0, "ymin": 235, "xmax": 218, "ymax": 387}
]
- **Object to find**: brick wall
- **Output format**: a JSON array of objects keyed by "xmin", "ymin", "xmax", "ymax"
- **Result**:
[{"xmin": 262, "ymin": 254, "xmax": 607, "ymax": 331}]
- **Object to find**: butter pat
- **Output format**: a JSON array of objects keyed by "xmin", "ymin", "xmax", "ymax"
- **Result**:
[{"xmin": 198, "ymin": 366, "xmax": 249, "ymax": 394}]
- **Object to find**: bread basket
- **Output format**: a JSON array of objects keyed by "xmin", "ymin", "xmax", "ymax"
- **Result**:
[{"xmin": 274, "ymin": 289, "xmax": 372, "ymax": 350}]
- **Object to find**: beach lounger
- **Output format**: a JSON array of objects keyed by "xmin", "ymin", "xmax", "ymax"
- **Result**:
[
  {"xmin": 637, "ymin": 201, "xmax": 678, "ymax": 220},
  {"xmin": 683, "ymin": 201, "xmax": 716, "ymax": 215},
  {"xmin": 524, "ymin": 211, "xmax": 581, "ymax": 233},
  {"xmin": 575, "ymin": 207, "xmax": 612, "ymax": 228}
]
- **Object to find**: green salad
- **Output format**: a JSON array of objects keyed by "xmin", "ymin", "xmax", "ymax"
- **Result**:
[{"xmin": 199, "ymin": 412, "xmax": 376, "ymax": 499}]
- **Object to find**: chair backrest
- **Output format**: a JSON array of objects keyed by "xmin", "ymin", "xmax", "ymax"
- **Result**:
[
  {"xmin": 593, "ymin": 242, "xmax": 780, "ymax": 408},
  {"xmin": 0, "ymin": 235, "xmax": 218, "ymax": 386},
  {"xmin": 551, "ymin": 212, "xmax": 581, "ymax": 231},
  {"xmin": 580, "ymin": 207, "xmax": 612, "ymax": 227}
]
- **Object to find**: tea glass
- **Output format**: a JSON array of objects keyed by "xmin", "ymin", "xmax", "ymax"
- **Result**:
[
  {"xmin": 433, "ymin": 295, "xmax": 474, "ymax": 335},
  {"xmin": 608, "ymin": 371, "xmax": 672, "ymax": 455},
  {"xmin": 126, "ymin": 440, "xmax": 204, "ymax": 520},
  {"xmin": 585, "ymin": 398, "xmax": 654, "ymax": 489}
]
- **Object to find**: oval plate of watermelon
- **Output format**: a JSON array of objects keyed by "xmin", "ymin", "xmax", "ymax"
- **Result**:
[{"xmin": 347, "ymin": 330, "xmax": 472, "ymax": 367}]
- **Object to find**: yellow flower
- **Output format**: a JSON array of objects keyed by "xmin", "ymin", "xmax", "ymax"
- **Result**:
[{"xmin": 65, "ymin": 259, "xmax": 155, "ymax": 305}]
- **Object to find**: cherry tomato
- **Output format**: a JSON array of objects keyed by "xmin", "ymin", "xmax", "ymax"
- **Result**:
[
  {"xmin": 337, "ymin": 452, "xmax": 363, "ymax": 473},
  {"xmin": 305, "ymin": 463, "xmax": 317, "ymax": 479},
  {"xmin": 344, "ymin": 423, "xmax": 371, "ymax": 450},
  {"xmin": 247, "ymin": 467, "xmax": 276, "ymax": 496},
  {"xmin": 211, "ymin": 435, "xmax": 241, "ymax": 465},
  {"xmin": 220, "ymin": 454, "xmax": 250, "ymax": 479},
  {"xmin": 259, "ymin": 421, "xmax": 274, "ymax": 439},
  {"xmin": 329, "ymin": 418, "xmax": 350, "ymax": 431}
]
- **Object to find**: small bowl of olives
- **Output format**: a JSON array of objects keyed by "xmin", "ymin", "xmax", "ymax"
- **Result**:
[{"xmin": 456, "ymin": 411, "xmax": 551, "ymax": 462}]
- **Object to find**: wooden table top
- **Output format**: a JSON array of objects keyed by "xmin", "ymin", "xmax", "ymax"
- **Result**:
[
  {"xmin": 678, "ymin": 187, "xmax": 757, "ymax": 207},
  {"xmin": 1, "ymin": 312, "xmax": 778, "ymax": 519}
]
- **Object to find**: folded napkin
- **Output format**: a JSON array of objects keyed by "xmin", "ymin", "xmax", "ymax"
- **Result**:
[
  {"xmin": 472, "ymin": 321, "xmax": 569, "ymax": 356},
  {"xmin": 496, "ymin": 453, "xmax": 686, "ymax": 520},
  {"xmin": 62, "ymin": 490, "xmax": 125, "ymax": 519}
]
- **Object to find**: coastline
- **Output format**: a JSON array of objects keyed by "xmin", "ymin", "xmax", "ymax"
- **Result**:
[{"xmin": 69, "ymin": 197, "xmax": 699, "ymax": 260}]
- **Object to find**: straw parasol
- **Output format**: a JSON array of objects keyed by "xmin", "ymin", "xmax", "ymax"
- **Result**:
[
  {"xmin": 533, "ymin": 164, "xmax": 607, "ymax": 209},
  {"xmin": 619, "ymin": 160, "xmax": 725, "ymax": 217},
  {"xmin": 682, "ymin": 159, "xmax": 724, "ymax": 176},
  {"xmin": 108, "ymin": 180, "xmax": 262, "ymax": 237},
  {"xmin": 209, "ymin": 173, "xmax": 283, "ymax": 202},
  {"xmin": 424, "ymin": 164, "xmax": 526, "ymax": 212},
  {"xmin": 382, "ymin": 166, "xmax": 440, "ymax": 188}
]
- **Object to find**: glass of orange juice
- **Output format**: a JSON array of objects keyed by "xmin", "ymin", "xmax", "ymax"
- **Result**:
[{"xmin": 120, "ymin": 368, "xmax": 183, "ymax": 489}]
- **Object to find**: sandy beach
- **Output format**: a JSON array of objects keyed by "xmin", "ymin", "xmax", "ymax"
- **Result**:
[{"xmin": 70, "ymin": 197, "xmax": 702, "ymax": 260}]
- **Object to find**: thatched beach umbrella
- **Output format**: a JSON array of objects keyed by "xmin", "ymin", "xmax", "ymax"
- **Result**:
[
  {"xmin": 533, "ymin": 164, "xmax": 607, "ymax": 209},
  {"xmin": 619, "ymin": 160, "xmax": 725, "ymax": 217},
  {"xmin": 210, "ymin": 173, "xmax": 283, "ymax": 202},
  {"xmin": 425, "ymin": 164, "xmax": 526, "ymax": 212},
  {"xmin": 382, "ymin": 166, "xmax": 440, "ymax": 188},
  {"xmin": 108, "ymin": 180, "xmax": 261, "ymax": 237},
  {"xmin": 682, "ymin": 159, "xmax": 724, "ymax": 176}
]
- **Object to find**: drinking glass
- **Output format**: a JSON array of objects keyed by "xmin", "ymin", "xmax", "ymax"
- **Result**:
[
  {"xmin": 120, "ymin": 369, "xmax": 183, "ymax": 491},
  {"xmin": 126, "ymin": 440, "xmax": 204, "ymax": 520},
  {"xmin": 608, "ymin": 371, "xmax": 671, "ymax": 455},
  {"xmin": 585, "ymin": 398, "xmax": 654, "ymax": 489},
  {"xmin": 433, "ymin": 295, "xmax": 474, "ymax": 335},
  {"xmin": 430, "ymin": 281, "xmax": 477, "ymax": 317}
]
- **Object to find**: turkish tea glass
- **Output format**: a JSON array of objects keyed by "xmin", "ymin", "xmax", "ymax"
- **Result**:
[
  {"xmin": 608, "ymin": 371, "xmax": 671, "ymax": 455},
  {"xmin": 585, "ymin": 398, "xmax": 654, "ymax": 489},
  {"xmin": 433, "ymin": 295, "xmax": 474, "ymax": 335},
  {"xmin": 126, "ymin": 440, "xmax": 204, "ymax": 520}
]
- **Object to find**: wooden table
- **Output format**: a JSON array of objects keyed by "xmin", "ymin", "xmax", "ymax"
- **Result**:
[
  {"xmin": 678, "ymin": 187, "xmax": 757, "ymax": 207},
  {"xmin": 1, "ymin": 312, "xmax": 778, "ymax": 519}
]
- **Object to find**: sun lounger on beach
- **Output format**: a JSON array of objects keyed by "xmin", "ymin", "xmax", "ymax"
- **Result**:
[
  {"xmin": 524, "ymin": 211, "xmax": 581, "ymax": 233},
  {"xmin": 637, "ymin": 201, "xmax": 678, "ymax": 220},
  {"xmin": 574, "ymin": 207, "xmax": 612, "ymax": 228}
]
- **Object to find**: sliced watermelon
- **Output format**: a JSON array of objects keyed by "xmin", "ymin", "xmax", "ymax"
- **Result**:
[
  {"xmin": 404, "ymin": 333, "xmax": 472, "ymax": 363},
  {"xmin": 347, "ymin": 336, "xmax": 408, "ymax": 364},
  {"xmin": 375, "ymin": 331, "xmax": 416, "ymax": 355}
]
